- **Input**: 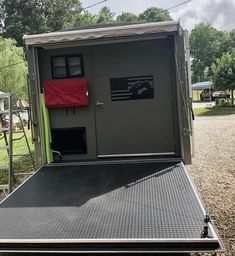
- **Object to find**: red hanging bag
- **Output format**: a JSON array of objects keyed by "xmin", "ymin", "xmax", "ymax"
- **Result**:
[{"xmin": 44, "ymin": 79, "xmax": 89, "ymax": 108}]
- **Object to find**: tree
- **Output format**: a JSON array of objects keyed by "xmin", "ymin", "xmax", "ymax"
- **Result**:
[
  {"xmin": 0, "ymin": 38, "xmax": 27, "ymax": 99},
  {"xmin": 2, "ymin": 0, "xmax": 47, "ymax": 45},
  {"xmin": 216, "ymin": 29, "xmax": 235, "ymax": 56},
  {"xmin": 116, "ymin": 12, "xmax": 138, "ymax": 23},
  {"xmin": 0, "ymin": 0, "xmax": 4, "ymax": 28},
  {"xmin": 212, "ymin": 49, "xmax": 235, "ymax": 106},
  {"xmin": 71, "ymin": 11, "xmax": 97, "ymax": 28},
  {"xmin": 190, "ymin": 23, "xmax": 224, "ymax": 83},
  {"xmin": 229, "ymin": 29, "xmax": 235, "ymax": 48},
  {"xmin": 96, "ymin": 6, "xmax": 114, "ymax": 24},
  {"xmin": 138, "ymin": 7, "xmax": 172, "ymax": 23},
  {"xmin": 42, "ymin": 0, "xmax": 82, "ymax": 31},
  {"xmin": 1, "ymin": 0, "xmax": 81, "ymax": 45}
]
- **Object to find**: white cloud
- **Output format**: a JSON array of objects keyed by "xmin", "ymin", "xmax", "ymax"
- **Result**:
[{"xmin": 171, "ymin": 0, "xmax": 235, "ymax": 31}]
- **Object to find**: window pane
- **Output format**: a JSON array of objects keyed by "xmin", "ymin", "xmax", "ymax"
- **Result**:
[
  {"xmin": 53, "ymin": 57, "xmax": 66, "ymax": 67},
  {"xmin": 69, "ymin": 67, "xmax": 82, "ymax": 76},
  {"xmin": 52, "ymin": 57, "xmax": 66, "ymax": 78},
  {"xmin": 68, "ymin": 56, "xmax": 82, "ymax": 76},
  {"xmin": 68, "ymin": 56, "xmax": 81, "ymax": 66},
  {"xmin": 53, "ymin": 67, "xmax": 67, "ymax": 77}
]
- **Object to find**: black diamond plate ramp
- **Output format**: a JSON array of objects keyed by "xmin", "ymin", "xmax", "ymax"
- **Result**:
[{"xmin": 0, "ymin": 161, "xmax": 222, "ymax": 253}]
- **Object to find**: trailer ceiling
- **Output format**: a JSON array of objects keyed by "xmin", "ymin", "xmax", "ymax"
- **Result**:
[{"xmin": 23, "ymin": 21, "xmax": 179, "ymax": 47}]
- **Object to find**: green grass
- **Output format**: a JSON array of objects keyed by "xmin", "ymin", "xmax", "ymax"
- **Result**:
[
  {"xmin": 192, "ymin": 90, "xmax": 202, "ymax": 102},
  {"xmin": 0, "ymin": 129, "xmax": 34, "ymax": 184},
  {"xmin": 193, "ymin": 107, "xmax": 235, "ymax": 116}
]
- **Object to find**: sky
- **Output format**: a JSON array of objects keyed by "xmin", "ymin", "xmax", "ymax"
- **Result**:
[{"xmin": 81, "ymin": 0, "xmax": 235, "ymax": 31}]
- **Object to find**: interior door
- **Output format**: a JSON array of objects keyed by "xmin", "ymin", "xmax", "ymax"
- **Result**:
[{"xmin": 92, "ymin": 39, "xmax": 176, "ymax": 157}]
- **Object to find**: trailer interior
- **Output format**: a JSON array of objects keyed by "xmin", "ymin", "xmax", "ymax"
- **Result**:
[{"xmin": 0, "ymin": 21, "xmax": 223, "ymax": 254}]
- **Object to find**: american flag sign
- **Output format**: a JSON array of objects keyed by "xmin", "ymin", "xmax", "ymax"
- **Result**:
[{"xmin": 110, "ymin": 75, "xmax": 154, "ymax": 101}]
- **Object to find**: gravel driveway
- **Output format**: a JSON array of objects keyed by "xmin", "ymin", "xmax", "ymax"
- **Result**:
[{"xmin": 188, "ymin": 114, "xmax": 235, "ymax": 256}]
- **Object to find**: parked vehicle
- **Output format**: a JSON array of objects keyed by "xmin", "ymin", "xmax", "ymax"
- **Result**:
[
  {"xmin": 200, "ymin": 89, "xmax": 229, "ymax": 101},
  {"xmin": 200, "ymin": 89, "xmax": 212, "ymax": 101},
  {"xmin": 0, "ymin": 21, "xmax": 223, "ymax": 254},
  {"xmin": 212, "ymin": 91, "xmax": 230, "ymax": 99}
]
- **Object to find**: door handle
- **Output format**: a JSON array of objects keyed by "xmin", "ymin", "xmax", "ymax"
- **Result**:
[{"xmin": 96, "ymin": 101, "xmax": 104, "ymax": 107}]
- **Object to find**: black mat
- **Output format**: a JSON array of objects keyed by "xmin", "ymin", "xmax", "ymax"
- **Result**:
[{"xmin": 0, "ymin": 161, "xmax": 221, "ymax": 252}]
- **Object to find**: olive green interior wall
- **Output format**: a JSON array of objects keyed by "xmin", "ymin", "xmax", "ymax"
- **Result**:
[
  {"xmin": 37, "ymin": 39, "xmax": 181, "ymax": 161},
  {"xmin": 38, "ymin": 46, "xmax": 97, "ymax": 160},
  {"xmin": 92, "ymin": 39, "xmax": 179, "ymax": 156}
]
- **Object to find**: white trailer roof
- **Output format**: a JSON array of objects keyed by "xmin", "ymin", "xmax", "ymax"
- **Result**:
[{"xmin": 23, "ymin": 21, "xmax": 180, "ymax": 46}]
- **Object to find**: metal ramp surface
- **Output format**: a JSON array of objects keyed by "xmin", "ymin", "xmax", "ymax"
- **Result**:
[{"xmin": 0, "ymin": 161, "xmax": 222, "ymax": 253}]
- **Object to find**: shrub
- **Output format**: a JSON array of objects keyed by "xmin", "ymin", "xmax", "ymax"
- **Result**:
[{"xmin": 215, "ymin": 98, "xmax": 233, "ymax": 107}]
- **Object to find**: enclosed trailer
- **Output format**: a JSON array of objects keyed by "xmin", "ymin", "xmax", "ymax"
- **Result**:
[
  {"xmin": 0, "ymin": 21, "xmax": 223, "ymax": 254},
  {"xmin": 26, "ymin": 21, "xmax": 193, "ymax": 166}
]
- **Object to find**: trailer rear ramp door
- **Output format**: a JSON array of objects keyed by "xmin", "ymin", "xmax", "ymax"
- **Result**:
[{"xmin": 0, "ymin": 160, "xmax": 222, "ymax": 253}]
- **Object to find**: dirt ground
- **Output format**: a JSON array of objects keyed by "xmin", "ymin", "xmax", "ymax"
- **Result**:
[
  {"xmin": 0, "ymin": 115, "xmax": 234, "ymax": 255},
  {"xmin": 188, "ymin": 114, "xmax": 235, "ymax": 256}
]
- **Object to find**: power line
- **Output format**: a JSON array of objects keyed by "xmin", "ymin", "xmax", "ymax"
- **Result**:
[
  {"xmin": 0, "ymin": 61, "xmax": 25, "ymax": 71},
  {"xmin": 166, "ymin": 0, "xmax": 192, "ymax": 11},
  {"xmin": 83, "ymin": 0, "xmax": 108, "ymax": 10}
]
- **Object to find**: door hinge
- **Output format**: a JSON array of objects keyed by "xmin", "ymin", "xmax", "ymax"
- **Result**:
[
  {"xmin": 32, "ymin": 136, "xmax": 39, "ymax": 143},
  {"xmin": 29, "ymin": 73, "xmax": 36, "ymax": 81},
  {"xmin": 183, "ymin": 128, "xmax": 191, "ymax": 136}
]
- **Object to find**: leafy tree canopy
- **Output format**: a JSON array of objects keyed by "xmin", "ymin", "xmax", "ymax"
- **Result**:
[
  {"xmin": 138, "ymin": 7, "xmax": 172, "ymax": 22},
  {"xmin": 43, "ymin": 0, "xmax": 82, "ymax": 31},
  {"xmin": 190, "ymin": 23, "xmax": 226, "ymax": 82},
  {"xmin": 96, "ymin": 6, "xmax": 114, "ymax": 24},
  {"xmin": 0, "ymin": 0, "xmax": 4, "ymax": 27},
  {"xmin": 71, "ymin": 11, "xmax": 97, "ymax": 28},
  {"xmin": 0, "ymin": 1, "xmax": 174, "ymax": 45},
  {"xmin": 212, "ymin": 49, "xmax": 235, "ymax": 91},
  {"xmin": 116, "ymin": 12, "xmax": 138, "ymax": 23},
  {"xmin": 72, "ymin": 6, "xmax": 115, "ymax": 27},
  {"xmin": 2, "ymin": 0, "xmax": 81, "ymax": 45},
  {"xmin": 230, "ymin": 29, "xmax": 235, "ymax": 45},
  {"xmin": 227, "ymin": 29, "xmax": 235, "ymax": 51},
  {"xmin": 0, "ymin": 38, "xmax": 27, "ymax": 99}
]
